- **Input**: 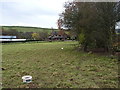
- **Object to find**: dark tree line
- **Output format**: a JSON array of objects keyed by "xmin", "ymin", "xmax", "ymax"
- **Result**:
[
  {"xmin": 1, "ymin": 28, "xmax": 49, "ymax": 40},
  {"xmin": 59, "ymin": 1, "xmax": 120, "ymax": 52}
]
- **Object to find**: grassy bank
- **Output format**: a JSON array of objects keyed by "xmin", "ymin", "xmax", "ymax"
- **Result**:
[
  {"xmin": 1, "ymin": 26, "xmax": 58, "ymax": 33},
  {"xmin": 2, "ymin": 41, "xmax": 118, "ymax": 88}
]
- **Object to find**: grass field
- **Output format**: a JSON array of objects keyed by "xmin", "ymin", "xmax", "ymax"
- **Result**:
[
  {"xmin": 1, "ymin": 26, "xmax": 70, "ymax": 35},
  {"xmin": 1, "ymin": 26, "xmax": 58, "ymax": 33},
  {"xmin": 2, "ymin": 41, "xmax": 118, "ymax": 88}
]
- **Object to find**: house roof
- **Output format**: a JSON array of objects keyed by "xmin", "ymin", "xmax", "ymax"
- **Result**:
[{"xmin": 0, "ymin": 36, "xmax": 17, "ymax": 39}]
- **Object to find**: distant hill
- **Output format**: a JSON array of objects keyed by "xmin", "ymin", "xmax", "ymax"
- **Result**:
[{"xmin": 1, "ymin": 26, "xmax": 58, "ymax": 33}]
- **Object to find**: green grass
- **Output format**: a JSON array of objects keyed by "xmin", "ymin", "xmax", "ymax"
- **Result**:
[
  {"xmin": 1, "ymin": 26, "xmax": 58, "ymax": 33},
  {"xmin": 2, "ymin": 41, "xmax": 118, "ymax": 88}
]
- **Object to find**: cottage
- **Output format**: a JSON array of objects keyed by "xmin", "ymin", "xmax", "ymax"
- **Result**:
[{"xmin": 48, "ymin": 29, "xmax": 68, "ymax": 41}]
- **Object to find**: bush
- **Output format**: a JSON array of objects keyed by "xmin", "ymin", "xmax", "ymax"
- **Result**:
[{"xmin": 78, "ymin": 33, "xmax": 85, "ymax": 45}]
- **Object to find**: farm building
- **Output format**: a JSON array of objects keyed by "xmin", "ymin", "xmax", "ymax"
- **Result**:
[
  {"xmin": 115, "ymin": 21, "xmax": 120, "ymax": 34},
  {"xmin": 0, "ymin": 36, "xmax": 17, "ymax": 39},
  {"xmin": 0, "ymin": 35, "xmax": 26, "ymax": 42},
  {"xmin": 115, "ymin": 29, "xmax": 120, "ymax": 33}
]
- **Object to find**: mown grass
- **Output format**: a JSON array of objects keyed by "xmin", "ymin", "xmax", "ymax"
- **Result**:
[{"xmin": 2, "ymin": 41, "xmax": 118, "ymax": 88}]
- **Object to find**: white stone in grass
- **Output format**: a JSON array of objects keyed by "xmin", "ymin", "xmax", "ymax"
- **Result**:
[{"xmin": 61, "ymin": 48, "xmax": 63, "ymax": 49}]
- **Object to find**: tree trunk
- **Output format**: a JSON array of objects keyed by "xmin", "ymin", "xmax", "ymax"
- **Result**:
[{"xmin": 84, "ymin": 43, "xmax": 88, "ymax": 52}]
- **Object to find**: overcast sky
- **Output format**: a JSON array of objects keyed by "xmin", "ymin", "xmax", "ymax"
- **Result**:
[
  {"xmin": 0, "ymin": 0, "xmax": 120, "ymax": 29},
  {"xmin": 0, "ymin": 0, "xmax": 73, "ymax": 29}
]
